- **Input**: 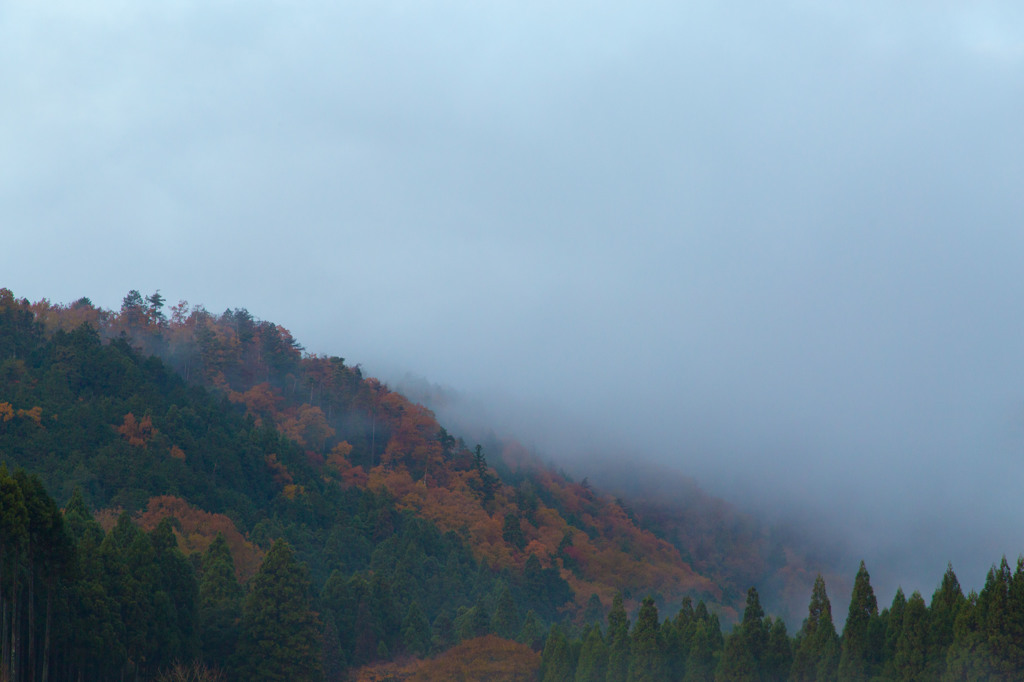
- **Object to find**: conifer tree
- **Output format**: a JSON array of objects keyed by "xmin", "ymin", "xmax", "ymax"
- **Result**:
[
  {"xmin": 238, "ymin": 540, "xmax": 322, "ymax": 682},
  {"xmin": 791, "ymin": 574, "xmax": 839, "ymax": 682},
  {"xmin": 629, "ymin": 597, "xmax": 665, "ymax": 682},
  {"xmin": 1006, "ymin": 557, "xmax": 1024, "ymax": 674},
  {"xmin": 607, "ymin": 593, "xmax": 631, "ymax": 682},
  {"xmin": 943, "ymin": 591, "xmax": 989, "ymax": 681},
  {"xmin": 492, "ymin": 584, "xmax": 521, "ymax": 639},
  {"xmin": 685, "ymin": 615, "xmax": 720, "ymax": 682},
  {"xmin": 574, "ymin": 624, "xmax": 608, "ymax": 682},
  {"xmin": 763, "ymin": 618, "xmax": 792, "ymax": 682},
  {"xmin": 540, "ymin": 625, "xmax": 574, "ymax": 682},
  {"xmin": 716, "ymin": 587, "xmax": 766, "ymax": 682},
  {"xmin": 891, "ymin": 591, "xmax": 928, "ymax": 682},
  {"xmin": 927, "ymin": 564, "xmax": 964, "ymax": 678},
  {"xmin": 401, "ymin": 600, "xmax": 430, "ymax": 657},
  {"xmin": 976, "ymin": 559, "xmax": 1013, "ymax": 677},
  {"xmin": 516, "ymin": 609, "xmax": 544, "ymax": 651},
  {"xmin": 199, "ymin": 533, "xmax": 243, "ymax": 669},
  {"xmin": 839, "ymin": 561, "xmax": 879, "ymax": 682},
  {"xmin": 879, "ymin": 588, "xmax": 906, "ymax": 680}
]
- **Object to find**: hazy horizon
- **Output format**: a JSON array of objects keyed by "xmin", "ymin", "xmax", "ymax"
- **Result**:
[{"xmin": 5, "ymin": 0, "xmax": 1024, "ymax": 605}]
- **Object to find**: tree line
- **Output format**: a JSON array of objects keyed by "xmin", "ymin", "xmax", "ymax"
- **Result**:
[{"xmin": 537, "ymin": 558, "xmax": 1024, "ymax": 681}]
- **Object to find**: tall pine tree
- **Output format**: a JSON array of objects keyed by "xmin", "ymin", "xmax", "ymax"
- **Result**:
[
  {"xmin": 839, "ymin": 561, "xmax": 879, "ymax": 682},
  {"xmin": 239, "ymin": 540, "xmax": 322, "ymax": 682}
]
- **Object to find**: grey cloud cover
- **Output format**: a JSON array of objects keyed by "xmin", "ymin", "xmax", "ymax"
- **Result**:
[{"xmin": 3, "ymin": 0, "xmax": 1024, "ymax": 599}]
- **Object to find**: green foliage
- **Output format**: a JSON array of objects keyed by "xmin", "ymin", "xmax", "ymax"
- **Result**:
[
  {"xmin": 838, "ymin": 561, "xmax": 880, "ymax": 682},
  {"xmin": 540, "ymin": 624, "xmax": 575, "ymax": 682},
  {"xmin": 791, "ymin": 574, "xmax": 839, "ymax": 682},
  {"xmin": 891, "ymin": 591, "xmax": 928, "ymax": 681},
  {"xmin": 238, "ymin": 540, "xmax": 322, "ymax": 682},
  {"xmin": 199, "ymin": 533, "xmax": 243, "ymax": 670},
  {"xmin": 607, "ymin": 593, "xmax": 631, "ymax": 682},
  {"xmin": 574, "ymin": 625, "xmax": 609, "ymax": 682},
  {"xmin": 629, "ymin": 596, "xmax": 666, "ymax": 682}
]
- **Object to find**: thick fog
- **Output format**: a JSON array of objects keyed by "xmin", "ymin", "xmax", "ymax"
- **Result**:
[{"xmin": 4, "ymin": 0, "xmax": 1024, "ymax": 601}]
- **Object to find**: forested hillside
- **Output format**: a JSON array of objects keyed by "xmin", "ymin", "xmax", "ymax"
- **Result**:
[{"xmin": 2, "ymin": 288, "xmax": 1020, "ymax": 681}]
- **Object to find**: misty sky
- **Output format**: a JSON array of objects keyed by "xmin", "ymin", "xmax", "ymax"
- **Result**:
[{"xmin": 4, "ymin": 0, "xmax": 1024, "ymax": 600}]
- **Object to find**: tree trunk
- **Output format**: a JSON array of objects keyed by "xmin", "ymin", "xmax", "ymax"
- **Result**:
[
  {"xmin": 25, "ymin": 558, "xmax": 32, "ymax": 682},
  {"xmin": 40, "ymin": 587, "xmax": 51, "ymax": 682},
  {"xmin": 10, "ymin": 572, "xmax": 19, "ymax": 682},
  {"xmin": 2, "ymin": 595, "xmax": 8, "ymax": 682}
]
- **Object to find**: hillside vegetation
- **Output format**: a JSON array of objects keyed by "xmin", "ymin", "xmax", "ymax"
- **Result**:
[{"xmin": 6, "ymin": 288, "xmax": 1017, "ymax": 681}]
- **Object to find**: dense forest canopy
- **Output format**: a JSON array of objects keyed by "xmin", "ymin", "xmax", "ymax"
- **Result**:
[{"xmin": 1, "ymin": 288, "xmax": 1021, "ymax": 681}]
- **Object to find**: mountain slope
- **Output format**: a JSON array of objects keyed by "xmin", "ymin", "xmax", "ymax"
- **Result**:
[{"xmin": 5, "ymin": 288, "xmax": 823, "ymax": 624}]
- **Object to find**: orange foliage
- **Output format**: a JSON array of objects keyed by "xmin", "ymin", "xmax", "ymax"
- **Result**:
[
  {"xmin": 277, "ymin": 404, "xmax": 334, "ymax": 452},
  {"xmin": 169, "ymin": 445, "xmax": 187, "ymax": 460},
  {"xmin": 135, "ymin": 496, "xmax": 265, "ymax": 582},
  {"xmin": 0, "ymin": 403, "xmax": 43, "ymax": 427},
  {"xmin": 117, "ymin": 413, "xmax": 154, "ymax": 448},
  {"xmin": 228, "ymin": 382, "xmax": 281, "ymax": 426},
  {"xmin": 16, "ymin": 406, "xmax": 42, "ymax": 425},
  {"xmin": 264, "ymin": 453, "xmax": 293, "ymax": 486},
  {"xmin": 352, "ymin": 636, "xmax": 540, "ymax": 682}
]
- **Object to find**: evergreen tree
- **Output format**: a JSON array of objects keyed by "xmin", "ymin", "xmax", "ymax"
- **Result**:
[
  {"xmin": 1005, "ymin": 557, "xmax": 1024, "ymax": 674},
  {"xmin": 606, "ymin": 593, "xmax": 631, "ymax": 682},
  {"xmin": 517, "ymin": 609, "xmax": 544, "ymax": 651},
  {"xmin": 839, "ymin": 561, "xmax": 879, "ymax": 682},
  {"xmin": 540, "ymin": 625, "xmax": 574, "ymax": 682},
  {"xmin": 401, "ymin": 600, "xmax": 430, "ymax": 657},
  {"xmin": 492, "ymin": 584, "xmax": 521, "ymax": 639},
  {"xmin": 891, "ymin": 591, "xmax": 928, "ymax": 682},
  {"xmin": 502, "ymin": 513, "xmax": 526, "ymax": 552},
  {"xmin": 879, "ymin": 588, "xmax": 907, "ymax": 680},
  {"xmin": 685, "ymin": 614, "xmax": 721, "ymax": 682},
  {"xmin": 942, "ymin": 592, "xmax": 989, "ymax": 682},
  {"xmin": 763, "ymin": 618, "xmax": 792, "ymax": 682},
  {"xmin": 238, "ymin": 540, "xmax": 322, "ymax": 682},
  {"xmin": 583, "ymin": 593, "xmax": 605, "ymax": 629},
  {"xmin": 320, "ymin": 616, "xmax": 345, "ymax": 682},
  {"xmin": 199, "ymin": 533, "xmax": 243, "ymax": 670},
  {"xmin": 716, "ymin": 587, "xmax": 766, "ymax": 682},
  {"xmin": 575, "ymin": 624, "xmax": 608, "ymax": 682},
  {"xmin": 629, "ymin": 596, "xmax": 665, "ymax": 682},
  {"xmin": 927, "ymin": 564, "xmax": 964, "ymax": 679},
  {"xmin": 976, "ymin": 559, "xmax": 1013, "ymax": 677},
  {"xmin": 791, "ymin": 574, "xmax": 839, "ymax": 682}
]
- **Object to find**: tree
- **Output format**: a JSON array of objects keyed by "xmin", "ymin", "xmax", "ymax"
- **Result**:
[
  {"xmin": 574, "ymin": 625, "xmax": 608, "ymax": 682},
  {"xmin": 238, "ymin": 540, "xmax": 322, "ymax": 682},
  {"xmin": 502, "ymin": 513, "xmax": 526, "ymax": 552},
  {"xmin": 199, "ymin": 533, "xmax": 243, "ymax": 669},
  {"xmin": 839, "ymin": 561, "xmax": 879, "ymax": 682},
  {"xmin": 763, "ymin": 618, "xmax": 792, "ymax": 682},
  {"xmin": 492, "ymin": 584, "xmax": 521, "ymax": 640},
  {"xmin": 629, "ymin": 596, "xmax": 665, "ymax": 682},
  {"xmin": 685, "ymin": 609, "xmax": 721, "ymax": 682},
  {"xmin": 401, "ymin": 601, "xmax": 430, "ymax": 657},
  {"xmin": 717, "ymin": 587, "xmax": 768, "ymax": 682},
  {"xmin": 540, "ymin": 625, "xmax": 574, "ymax": 682},
  {"xmin": 928, "ymin": 564, "xmax": 964, "ymax": 678},
  {"xmin": 607, "ymin": 593, "xmax": 631, "ymax": 682},
  {"xmin": 891, "ymin": 591, "xmax": 928, "ymax": 681},
  {"xmin": 791, "ymin": 574, "xmax": 839, "ymax": 682}
]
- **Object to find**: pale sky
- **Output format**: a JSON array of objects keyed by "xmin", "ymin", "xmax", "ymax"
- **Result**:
[{"xmin": 3, "ymin": 0, "xmax": 1024, "ymax": 600}]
